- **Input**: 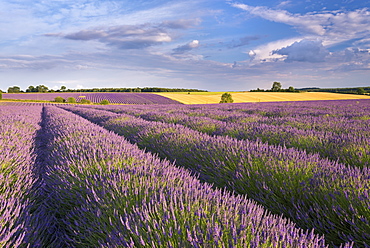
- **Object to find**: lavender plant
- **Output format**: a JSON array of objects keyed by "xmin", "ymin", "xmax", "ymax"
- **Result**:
[
  {"xmin": 0, "ymin": 104, "xmax": 42, "ymax": 247},
  {"xmin": 90, "ymin": 100, "xmax": 370, "ymax": 168},
  {"xmin": 62, "ymin": 105, "xmax": 370, "ymax": 247},
  {"xmin": 16, "ymin": 105, "xmax": 327, "ymax": 247}
]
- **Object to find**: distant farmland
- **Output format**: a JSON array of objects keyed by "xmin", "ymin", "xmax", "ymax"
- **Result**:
[
  {"xmin": 2, "ymin": 92, "xmax": 181, "ymax": 104},
  {"xmin": 155, "ymin": 92, "xmax": 370, "ymax": 104},
  {"xmin": 2, "ymin": 91, "xmax": 370, "ymax": 105}
]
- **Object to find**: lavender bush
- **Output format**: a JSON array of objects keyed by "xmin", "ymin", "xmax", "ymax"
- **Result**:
[
  {"xmin": 32, "ymin": 106, "xmax": 327, "ymax": 247},
  {"xmin": 0, "ymin": 104, "xmax": 42, "ymax": 247},
  {"xmin": 61, "ymin": 105, "xmax": 369, "ymax": 247},
  {"xmin": 2, "ymin": 99, "xmax": 369, "ymax": 247},
  {"xmin": 89, "ymin": 100, "xmax": 370, "ymax": 168},
  {"xmin": 1, "ymin": 102, "xmax": 329, "ymax": 247},
  {"xmin": 128, "ymin": 110, "xmax": 370, "ymax": 168}
]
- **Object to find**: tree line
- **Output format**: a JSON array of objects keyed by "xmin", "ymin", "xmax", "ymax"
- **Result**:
[
  {"xmin": 250, "ymin": 82, "xmax": 300, "ymax": 92},
  {"xmin": 302, "ymin": 86, "xmax": 369, "ymax": 95},
  {"xmin": 4, "ymin": 85, "xmax": 208, "ymax": 93}
]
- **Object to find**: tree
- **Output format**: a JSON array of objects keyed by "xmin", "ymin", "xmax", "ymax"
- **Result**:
[
  {"xmin": 271, "ymin": 82, "xmax": 282, "ymax": 92},
  {"xmin": 54, "ymin": 96, "xmax": 65, "ymax": 103},
  {"xmin": 0, "ymin": 91, "xmax": 2, "ymax": 100},
  {"xmin": 36, "ymin": 85, "xmax": 49, "ymax": 93},
  {"xmin": 7, "ymin": 86, "xmax": 21, "ymax": 93},
  {"xmin": 100, "ymin": 99, "xmax": 110, "ymax": 105},
  {"xmin": 220, "ymin": 92, "xmax": 234, "ymax": 103},
  {"xmin": 67, "ymin": 97, "xmax": 76, "ymax": 103},
  {"xmin": 357, "ymin": 88, "xmax": 365, "ymax": 95},
  {"xmin": 288, "ymin": 86, "xmax": 295, "ymax": 92},
  {"xmin": 61, "ymin": 86, "xmax": 67, "ymax": 91},
  {"xmin": 26, "ymin": 85, "xmax": 37, "ymax": 92}
]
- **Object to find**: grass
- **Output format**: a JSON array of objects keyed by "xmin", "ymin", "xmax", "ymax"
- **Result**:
[{"xmin": 155, "ymin": 92, "xmax": 370, "ymax": 104}]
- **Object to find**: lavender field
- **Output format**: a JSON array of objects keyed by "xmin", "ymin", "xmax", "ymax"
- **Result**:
[
  {"xmin": 1, "ymin": 99, "xmax": 369, "ymax": 247},
  {"xmin": 2, "ymin": 92, "xmax": 181, "ymax": 104}
]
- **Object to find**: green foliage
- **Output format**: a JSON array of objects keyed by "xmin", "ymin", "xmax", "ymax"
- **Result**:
[
  {"xmin": 0, "ymin": 91, "xmax": 2, "ymax": 100},
  {"xmin": 271, "ymin": 82, "xmax": 282, "ymax": 92},
  {"xmin": 67, "ymin": 97, "xmax": 76, "ymax": 103},
  {"xmin": 26, "ymin": 86, "xmax": 36, "ymax": 92},
  {"xmin": 220, "ymin": 93, "xmax": 234, "ymax": 103},
  {"xmin": 80, "ymin": 99, "xmax": 92, "ymax": 104},
  {"xmin": 36, "ymin": 85, "xmax": 48, "ymax": 93},
  {"xmin": 54, "ymin": 96, "xmax": 65, "ymax": 103},
  {"xmin": 303, "ymin": 86, "xmax": 370, "ymax": 94},
  {"xmin": 357, "ymin": 88, "xmax": 365, "ymax": 95},
  {"xmin": 26, "ymin": 85, "xmax": 49, "ymax": 92},
  {"xmin": 7, "ymin": 86, "xmax": 21, "ymax": 93},
  {"xmin": 11, "ymin": 84, "xmax": 208, "ymax": 93},
  {"xmin": 251, "ymin": 83, "xmax": 300, "ymax": 92},
  {"xmin": 99, "ymin": 99, "xmax": 110, "ymax": 105}
]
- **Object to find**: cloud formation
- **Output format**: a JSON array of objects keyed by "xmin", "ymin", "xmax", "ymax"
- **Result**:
[
  {"xmin": 272, "ymin": 39, "xmax": 330, "ymax": 63},
  {"xmin": 232, "ymin": 3, "xmax": 327, "ymax": 35},
  {"xmin": 47, "ymin": 24, "xmax": 174, "ymax": 49},
  {"xmin": 228, "ymin": 35, "xmax": 260, "ymax": 48},
  {"xmin": 172, "ymin": 40, "xmax": 200, "ymax": 54},
  {"xmin": 232, "ymin": 3, "xmax": 370, "ymax": 40},
  {"xmin": 232, "ymin": 2, "xmax": 370, "ymax": 69},
  {"xmin": 161, "ymin": 18, "xmax": 201, "ymax": 29},
  {"xmin": 1, "ymin": 0, "xmax": 370, "ymax": 92},
  {"xmin": 46, "ymin": 19, "xmax": 200, "ymax": 50}
]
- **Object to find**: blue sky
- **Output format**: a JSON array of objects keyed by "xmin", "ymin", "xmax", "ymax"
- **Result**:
[{"xmin": 1, "ymin": 0, "xmax": 370, "ymax": 91}]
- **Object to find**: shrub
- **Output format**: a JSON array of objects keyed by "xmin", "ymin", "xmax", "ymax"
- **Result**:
[
  {"xmin": 67, "ymin": 97, "xmax": 76, "ymax": 103},
  {"xmin": 100, "ymin": 99, "xmax": 110, "ymax": 105},
  {"xmin": 357, "ymin": 88, "xmax": 365, "ymax": 95},
  {"xmin": 220, "ymin": 93, "xmax": 234, "ymax": 103},
  {"xmin": 80, "ymin": 99, "xmax": 92, "ymax": 104},
  {"xmin": 54, "ymin": 96, "xmax": 65, "ymax": 103}
]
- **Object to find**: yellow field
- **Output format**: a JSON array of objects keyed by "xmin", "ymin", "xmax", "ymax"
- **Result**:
[{"xmin": 155, "ymin": 92, "xmax": 370, "ymax": 104}]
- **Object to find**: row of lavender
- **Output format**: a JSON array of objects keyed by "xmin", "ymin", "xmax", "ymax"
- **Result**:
[
  {"xmin": 60, "ymin": 103, "xmax": 370, "ymax": 247},
  {"xmin": 96, "ymin": 99, "xmax": 370, "ymax": 133},
  {"xmin": 2, "ymin": 92, "xmax": 181, "ymax": 104},
  {"xmin": 89, "ymin": 99, "xmax": 370, "ymax": 168},
  {"xmin": 0, "ymin": 105, "xmax": 42, "ymax": 246},
  {"xmin": 1, "ymin": 103, "xmax": 329, "ymax": 247}
]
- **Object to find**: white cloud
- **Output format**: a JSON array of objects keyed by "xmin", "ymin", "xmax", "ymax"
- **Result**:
[
  {"xmin": 272, "ymin": 39, "xmax": 330, "ymax": 62},
  {"xmin": 45, "ymin": 16, "xmax": 202, "ymax": 50},
  {"xmin": 231, "ymin": 3, "xmax": 370, "ymax": 42},
  {"xmin": 172, "ymin": 40, "xmax": 200, "ymax": 54},
  {"xmin": 232, "ymin": 3, "xmax": 327, "ymax": 35},
  {"xmin": 247, "ymin": 37, "xmax": 302, "ymax": 62},
  {"xmin": 353, "ymin": 38, "xmax": 370, "ymax": 48},
  {"xmin": 277, "ymin": 1, "xmax": 292, "ymax": 9},
  {"xmin": 48, "ymin": 23, "xmax": 175, "ymax": 49},
  {"xmin": 231, "ymin": 2, "xmax": 370, "ymax": 73}
]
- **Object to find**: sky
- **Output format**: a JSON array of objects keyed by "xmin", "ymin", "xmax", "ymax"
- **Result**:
[{"xmin": 0, "ymin": 0, "xmax": 370, "ymax": 92}]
